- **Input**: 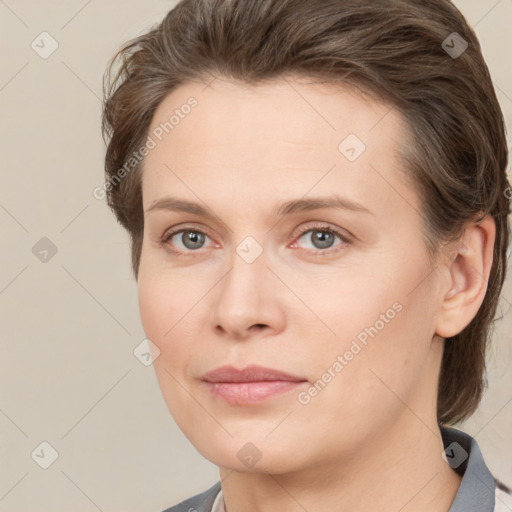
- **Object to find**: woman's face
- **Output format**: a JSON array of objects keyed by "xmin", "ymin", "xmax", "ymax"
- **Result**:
[{"xmin": 138, "ymin": 76, "xmax": 447, "ymax": 473}]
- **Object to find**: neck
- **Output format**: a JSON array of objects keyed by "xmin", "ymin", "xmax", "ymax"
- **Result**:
[{"xmin": 219, "ymin": 415, "xmax": 462, "ymax": 512}]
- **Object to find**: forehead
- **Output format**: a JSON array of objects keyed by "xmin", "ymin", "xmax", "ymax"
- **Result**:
[
  {"xmin": 141, "ymin": 76, "xmax": 418, "ymax": 215},
  {"xmin": 147, "ymin": 76, "xmax": 403, "ymax": 150}
]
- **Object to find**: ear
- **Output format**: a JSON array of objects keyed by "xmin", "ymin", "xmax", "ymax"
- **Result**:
[{"xmin": 435, "ymin": 214, "xmax": 496, "ymax": 338}]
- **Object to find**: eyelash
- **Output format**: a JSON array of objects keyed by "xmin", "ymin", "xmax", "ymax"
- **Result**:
[{"xmin": 161, "ymin": 223, "xmax": 351, "ymax": 257}]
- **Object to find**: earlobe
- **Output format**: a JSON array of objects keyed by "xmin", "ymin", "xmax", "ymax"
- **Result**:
[{"xmin": 435, "ymin": 215, "xmax": 496, "ymax": 338}]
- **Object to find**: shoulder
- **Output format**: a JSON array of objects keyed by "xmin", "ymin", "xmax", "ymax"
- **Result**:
[{"xmin": 160, "ymin": 481, "xmax": 222, "ymax": 512}]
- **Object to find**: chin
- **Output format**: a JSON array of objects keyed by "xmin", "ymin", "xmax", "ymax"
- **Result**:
[{"xmin": 187, "ymin": 429, "xmax": 309, "ymax": 475}]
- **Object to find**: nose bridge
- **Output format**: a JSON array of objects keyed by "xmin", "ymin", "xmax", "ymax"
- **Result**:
[
  {"xmin": 222, "ymin": 233, "xmax": 267, "ymax": 300},
  {"xmin": 211, "ymin": 232, "xmax": 276, "ymax": 335}
]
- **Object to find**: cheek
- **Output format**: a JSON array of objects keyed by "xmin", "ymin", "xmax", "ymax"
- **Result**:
[
  {"xmin": 137, "ymin": 270, "xmax": 183, "ymax": 365},
  {"xmin": 137, "ymin": 272, "xmax": 195, "ymax": 418},
  {"xmin": 309, "ymin": 256, "xmax": 437, "ymax": 385},
  {"xmin": 137, "ymin": 245, "xmax": 184, "ymax": 339},
  {"xmin": 302, "ymin": 296, "xmax": 435, "ymax": 443},
  {"xmin": 138, "ymin": 277, "xmax": 165, "ymax": 339},
  {"xmin": 137, "ymin": 265, "xmax": 198, "ymax": 378}
]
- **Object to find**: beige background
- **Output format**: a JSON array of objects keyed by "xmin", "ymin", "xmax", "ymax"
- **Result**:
[{"xmin": 0, "ymin": 1, "xmax": 511, "ymax": 511}]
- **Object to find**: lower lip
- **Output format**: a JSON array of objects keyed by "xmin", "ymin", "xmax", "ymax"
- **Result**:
[{"xmin": 204, "ymin": 380, "xmax": 306, "ymax": 404}]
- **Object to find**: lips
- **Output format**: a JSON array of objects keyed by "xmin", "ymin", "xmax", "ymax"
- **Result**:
[
  {"xmin": 201, "ymin": 365, "xmax": 308, "ymax": 405},
  {"xmin": 201, "ymin": 364, "xmax": 306, "ymax": 383}
]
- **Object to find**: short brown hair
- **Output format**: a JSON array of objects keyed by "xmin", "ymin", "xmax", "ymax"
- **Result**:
[{"xmin": 101, "ymin": 0, "xmax": 510, "ymax": 425}]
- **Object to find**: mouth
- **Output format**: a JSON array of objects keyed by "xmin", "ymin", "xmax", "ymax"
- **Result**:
[{"xmin": 201, "ymin": 364, "xmax": 308, "ymax": 405}]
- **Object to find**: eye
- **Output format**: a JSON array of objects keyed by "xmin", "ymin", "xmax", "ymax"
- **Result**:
[
  {"xmin": 292, "ymin": 224, "xmax": 350, "ymax": 255},
  {"xmin": 161, "ymin": 223, "xmax": 351, "ymax": 256},
  {"xmin": 162, "ymin": 228, "xmax": 213, "ymax": 254}
]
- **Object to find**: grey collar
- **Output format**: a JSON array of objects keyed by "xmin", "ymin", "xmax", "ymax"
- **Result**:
[{"xmin": 441, "ymin": 425, "xmax": 495, "ymax": 511}]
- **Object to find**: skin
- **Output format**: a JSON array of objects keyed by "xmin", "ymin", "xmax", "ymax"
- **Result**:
[{"xmin": 137, "ymin": 75, "xmax": 495, "ymax": 512}]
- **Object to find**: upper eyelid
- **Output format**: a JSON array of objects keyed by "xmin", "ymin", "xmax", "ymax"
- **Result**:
[
  {"xmin": 294, "ymin": 223, "xmax": 349, "ymax": 238},
  {"xmin": 163, "ymin": 222, "xmax": 345, "ymax": 237},
  {"xmin": 163, "ymin": 225, "xmax": 213, "ymax": 241}
]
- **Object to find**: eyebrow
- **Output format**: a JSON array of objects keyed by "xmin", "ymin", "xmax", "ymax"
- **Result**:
[
  {"xmin": 144, "ymin": 194, "xmax": 374, "ymax": 220},
  {"xmin": 276, "ymin": 195, "xmax": 373, "ymax": 217}
]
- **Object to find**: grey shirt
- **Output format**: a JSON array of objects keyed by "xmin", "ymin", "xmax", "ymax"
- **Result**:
[{"xmin": 163, "ymin": 425, "xmax": 505, "ymax": 512}]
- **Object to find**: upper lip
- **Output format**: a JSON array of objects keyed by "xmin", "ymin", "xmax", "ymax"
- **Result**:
[{"xmin": 201, "ymin": 364, "xmax": 306, "ymax": 383}]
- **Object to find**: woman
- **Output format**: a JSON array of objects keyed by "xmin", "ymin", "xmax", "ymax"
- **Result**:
[{"xmin": 101, "ymin": 0, "xmax": 511, "ymax": 510}]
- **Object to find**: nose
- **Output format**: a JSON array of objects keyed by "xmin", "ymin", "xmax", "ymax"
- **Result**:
[{"xmin": 210, "ymin": 240, "xmax": 285, "ymax": 340}]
